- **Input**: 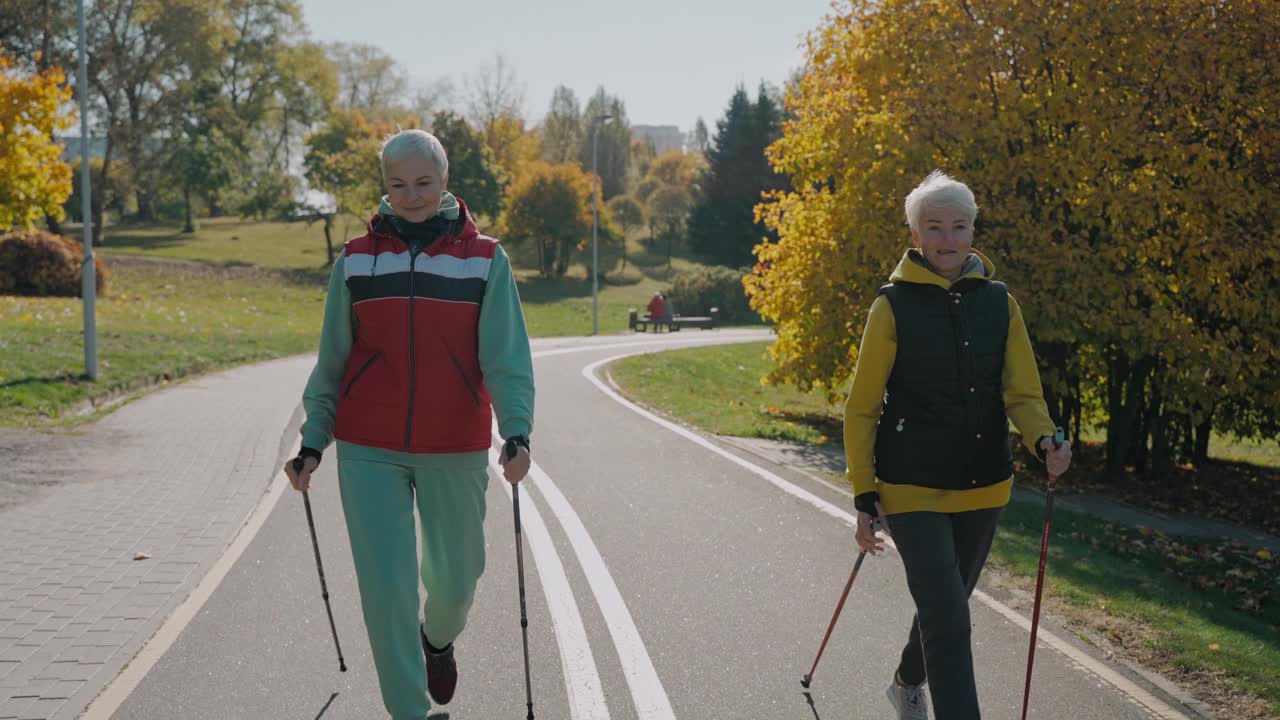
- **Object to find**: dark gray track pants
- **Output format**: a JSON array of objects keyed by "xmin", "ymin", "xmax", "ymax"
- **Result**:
[{"xmin": 887, "ymin": 507, "xmax": 1003, "ymax": 720}]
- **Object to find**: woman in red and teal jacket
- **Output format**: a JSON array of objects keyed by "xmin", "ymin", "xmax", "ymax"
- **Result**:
[{"xmin": 284, "ymin": 129, "xmax": 534, "ymax": 720}]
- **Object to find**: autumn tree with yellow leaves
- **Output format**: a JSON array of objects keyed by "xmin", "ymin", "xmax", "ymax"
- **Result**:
[
  {"xmin": 0, "ymin": 52, "xmax": 74, "ymax": 230},
  {"xmin": 748, "ymin": 0, "xmax": 1280, "ymax": 477},
  {"xmin": 500, "ymin": 161, "xmax": 597, "ymax": 278}
]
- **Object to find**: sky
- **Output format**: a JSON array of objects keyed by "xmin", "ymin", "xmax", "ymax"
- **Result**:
[{"xmin": 296, "ymin": 0, "xmax": 838, "ymax": 133}]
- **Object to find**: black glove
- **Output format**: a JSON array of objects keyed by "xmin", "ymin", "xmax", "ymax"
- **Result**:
[
  {"xmin": 503, "ymin": 435, "xmax": 530, "ymax": 461},
  {"xmin": 291, "ymin": 446, "xmax": 322, "ymax": 472},
  {"xmin": 854, "ymin": 491, "xmax": 881, "ymax": 517}
]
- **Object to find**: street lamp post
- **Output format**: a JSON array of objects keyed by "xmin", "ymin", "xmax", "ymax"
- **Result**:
[
  {"xmin": 590, "ymin": 113, "xmax": 612, "ymax": 335},
  {"xmin": 78, "ymin": 0, "xmax": 97, "ymax": 380}
]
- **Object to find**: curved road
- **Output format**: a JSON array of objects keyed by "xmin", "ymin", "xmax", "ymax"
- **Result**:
[{"xmin": 99, "ymin": 331, "xmax": 1196, "ymax": 720}]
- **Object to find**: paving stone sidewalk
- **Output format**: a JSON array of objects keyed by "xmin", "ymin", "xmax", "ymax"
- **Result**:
[{"xmin": 0, "ymin": 355, "xmax": 313, "ymax": 720}]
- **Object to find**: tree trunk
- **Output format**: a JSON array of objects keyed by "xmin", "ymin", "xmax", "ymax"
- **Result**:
[
  {"xmin": 1105, "ymin": 352, "xmax": 1153, "ymax": 478},
  {"xmin": 537, "ymin": 238, "xmax": 551, "ymax": 276},
  {"xmin": 182, "ymin": 187, "xmax": 195, "ymax": 233},
  {"xmin": 45, "ymin": 213, "xmax": 63, "ymax": 235},
  {"xmin": 283, "ymin": 105, "xmax": 291, "ymax": 171},
  {"xmin": 1039, "ymin": 342, "xmax": 1077, "ymax": 437},
  {"xmin": 1072, "ymin": 374, "xmax": 1083, "ymax": 446},
  {"xmin": 1148, "ymin": 382, "xmax": 1173, "ymax": 480},
  {"xmin": 136, "ymin": 187, "xmax": 155, "ymax": 221},
  {"xmin": 323, "ymin": 214, "xmax": 334, "ymax": 266},
  {"xmin": 1193, "ymin": 413, "xmax": 1213, "ymax": 465},
  {"xmin": 1105, "ymin": 351, "xmax": 1130, "ymax": 477},
  {"xmin": 92, "ymin": 133, "xmax": 115, "ymax": 246}
]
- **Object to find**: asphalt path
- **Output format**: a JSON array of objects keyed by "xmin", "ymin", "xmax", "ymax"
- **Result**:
[{"xmin": 105, "ymin": 330, "xmax": 1196, "ymax": 720}]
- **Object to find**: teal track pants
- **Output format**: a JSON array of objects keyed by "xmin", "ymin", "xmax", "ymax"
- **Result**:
[{"xmin": 337, "ymin": 455, "xmax": 489, "ymax": 720}]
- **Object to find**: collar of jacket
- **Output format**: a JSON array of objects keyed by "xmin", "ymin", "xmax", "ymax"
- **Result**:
[{"xmin": 366, "ymin": 195, "xmax": 479, "ymax": 247}]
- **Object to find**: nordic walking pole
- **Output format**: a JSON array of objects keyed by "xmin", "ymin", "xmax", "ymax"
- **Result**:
[
  {"xmin": 506, "ymin": 441, "xmax": 535, "ymax": 720},
  {"xmin": 293, "ymin": 458, "xmax": 347, "ymax": 673},
  {"xmin": 1020, "ymin": 427, "xmax": 1066, "ymax": 719},
  {"xmin": 801, "ymin": 514, "xmax": 885, "ymax": 689},
  {"xmin": 801, "ymin": 549, "xmax": 868, "ymax": 688}
]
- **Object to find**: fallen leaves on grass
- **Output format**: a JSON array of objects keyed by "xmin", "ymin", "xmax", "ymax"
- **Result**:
[{"xmin": 1067, "ymin": 522, "xmax": 1278, "ymax": 620}]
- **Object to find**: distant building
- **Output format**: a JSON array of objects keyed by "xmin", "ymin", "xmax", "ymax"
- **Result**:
[
  {"xmin": 57, "ymin": 136, "xmax": 108, "ymax": 162},
  {"xmin": 631, "ymin": 125, "xmax": 684, "ymax": 155}
]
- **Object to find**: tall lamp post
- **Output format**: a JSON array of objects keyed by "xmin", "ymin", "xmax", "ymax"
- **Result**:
[
  {"xmin": 590, "ymin": 113, "xmax": 613, "ymax": 335},
  {"xmin": 78, "ymin": 0, "xmax": 97, "ymax": 379}
]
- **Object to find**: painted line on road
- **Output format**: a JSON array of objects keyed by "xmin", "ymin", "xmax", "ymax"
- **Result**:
[
  {"xmin": 528, "ymin": 461, "xmax": 677, "ymax": 720},
  {"xmin": 80, "ymin": 334, "xmax": 763, "ymax": 718},
  {"xmin": 80, "ymin": 469, "xmax": 291, "ymax": 720},
  {"xmin": 533, "ymin": 331, "xmax": 766, "ymax": 361},
  {"xmin": 583, "ymin": 352, "xmax": 1191, "ymax": 720},
  {"xmin": 494, "ymin": 429, "xmax": 676, "ymax": 720},
  {"xmin": 488, "ymin": 445, "xmax": 611, "ymax": 720}
]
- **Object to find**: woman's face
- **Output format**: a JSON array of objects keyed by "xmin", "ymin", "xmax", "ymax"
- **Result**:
[
  {"xmin": 912, "ymin": 204, "xmax": 973, "ymax": 280},
  {"xmin": 383, "ymin": 153, "xmax": 446, "ymax": 223}
]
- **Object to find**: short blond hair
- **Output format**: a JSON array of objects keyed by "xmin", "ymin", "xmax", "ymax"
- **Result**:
[
  {"xmin": 904, "ymin": 170, "xmax": 978, "ymax": 231},
  {"xmin": 380, "ymin": 129, "xmax": 448, "ymax": 178}
]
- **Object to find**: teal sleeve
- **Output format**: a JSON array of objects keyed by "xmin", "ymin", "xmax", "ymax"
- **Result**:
[
  {"xmin": 478, "ymin": 245, "xmax": 535, "ymax": 440},
  {"xmin": 300, "ymin": 255, "xmax": 353, "ymax": 451}
]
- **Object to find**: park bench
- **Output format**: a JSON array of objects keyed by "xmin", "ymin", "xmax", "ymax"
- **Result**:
[{"xmin": 628, "ymin": 308, "xmax": 719, "ymax": 332}]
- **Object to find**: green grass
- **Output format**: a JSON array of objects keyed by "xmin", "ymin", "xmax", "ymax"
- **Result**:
[
  {"xmin": 1077, "ymin": 425, "xmax": 1280, "ymax": 470},
  {"xmin": 94, "ymin": 217, "xmax": 727, "ymax": 337},
  {"xmin": 1194, "ymin": 434, "xmax": 1279, "ymax": 470},
  {"xmin": 2, "ymin": 218, "xmax": 741, "ymax": 424},
  {"xmin": 0, "ymin": 256, "xmax": 325, "ymax": 426},
  {"xmin": 89, "ymin": 215, "xmax": 355, "ymax": 271},
  {"xmin": 516, "ymin": 258, "xmax": 711, "ymax": 337},
  {"xmin": 993, "ymin": 500, "xmax": 1280, "ymax": 714},
  {"xmin": 609, "ymin": 341, "xmax": 841, "ymax": 444}
]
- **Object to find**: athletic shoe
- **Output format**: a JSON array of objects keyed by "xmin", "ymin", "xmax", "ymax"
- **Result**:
[
  {"xmin": 421, "ymin": 628, "xmax": 458, "ymax": 705},
  {"xmin": 886, "ymin": 675, "xmax": 930, "ymax": 720}
]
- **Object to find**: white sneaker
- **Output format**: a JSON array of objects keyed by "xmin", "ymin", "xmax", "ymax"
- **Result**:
[{"xmin": 885, "ymin": 677, "xmax": 930, "ymax": 720}]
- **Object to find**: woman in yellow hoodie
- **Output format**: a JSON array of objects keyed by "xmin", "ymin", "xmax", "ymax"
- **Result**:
[{"xmin": 844, "ymin": 170, "xmax": 1072, "ymax": 720}]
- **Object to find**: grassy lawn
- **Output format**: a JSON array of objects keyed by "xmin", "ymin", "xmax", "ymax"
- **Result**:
[
  {"xmin": 0, "ymin": 255, "xmax": 325, "ymax": 427},
  {"xmin": 609, "ymin": 341, "xmax": 841, "ymax": 444},
  {"xmin": 992, "ymin": 501, "xmax": 1279, "ymax": 717},
  {"xmin": 97, "ymin": 217, "xmax": 720, "ymax": 338},
  {"xmin": 2, "ymin": 218, "xmax": 732, "ymax": 425},
  {"xmin": 608, "ymin": 340, "xmax": 1280, "ymax": 717},
  {"xmin": 98, "ymin": 215, "xmax": 351, "ymax": 271}
]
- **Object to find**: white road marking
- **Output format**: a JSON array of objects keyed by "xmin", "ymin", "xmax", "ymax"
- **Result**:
[
  {"xmin": 81, "ymin": 470, "xmax": 292, "ymax": 720},
  {"xmin": 523, "ymin": 458, "xmax": 677, "ymax": 720},
  {"xmin": 488, "ymin": 447, "xmax": 611, "ymax": 720},
  {"xmin": 582, "ymin": 351, "xmax": 1191, "ymax": 720},
  {"xmin": 83, "ymin": 332, "xmax": 765, "ymax": 718}
]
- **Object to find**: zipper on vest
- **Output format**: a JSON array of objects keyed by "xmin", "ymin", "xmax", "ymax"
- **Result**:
[
  {"xmin": 343, "ymin": 351, "xmax": 382, "ymax": 398},
  {"xmin": 404, "ymin": 252, "xmax": 418, "ymax": 451}
]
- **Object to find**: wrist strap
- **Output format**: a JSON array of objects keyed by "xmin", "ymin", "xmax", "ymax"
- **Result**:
[{"xmin": 504, "ymin": 435, "xmax": 530, "ymax": 460}]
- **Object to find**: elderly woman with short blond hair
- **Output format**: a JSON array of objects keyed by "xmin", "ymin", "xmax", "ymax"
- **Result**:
[
  {"xmin": 284, "ymin": 129, "xmax": 535, "ymax": 719},
  {"xmin": 843, "ymin": 170, "xmax": 1072, "ymax": 719}
]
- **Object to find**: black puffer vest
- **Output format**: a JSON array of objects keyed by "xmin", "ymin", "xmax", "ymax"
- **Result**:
[{"xmin": 873, "ymin": 278, "xmax": 1012, "ymax": 489}]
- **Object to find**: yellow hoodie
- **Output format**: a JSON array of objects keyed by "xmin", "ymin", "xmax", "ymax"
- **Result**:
[{"xmin": 842, "ymin": 248, "xmax": 1056, "ymax": 515}]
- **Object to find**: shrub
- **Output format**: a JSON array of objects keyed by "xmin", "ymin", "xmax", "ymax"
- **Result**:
[
  {"xmin": 665, "ymin": 265, "xmax": 758, "ymax": 324},
  {"xmin": 0, "ymin": 229, "xmax": 107, "ymax": 297}
]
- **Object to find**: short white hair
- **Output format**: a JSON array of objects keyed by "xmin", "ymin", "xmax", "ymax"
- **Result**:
[
  {"xmin": 904, "ymin": 170, "xmax": 978, "ymax": 231},
  {"xmin": 380, "ymin": 129, "xmax": 449, "ymax": 178}
]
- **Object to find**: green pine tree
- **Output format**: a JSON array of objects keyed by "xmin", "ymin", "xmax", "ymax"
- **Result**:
[{"xmin": 687, "ymin": 83, "xmax": 787, "ymax": 267}]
